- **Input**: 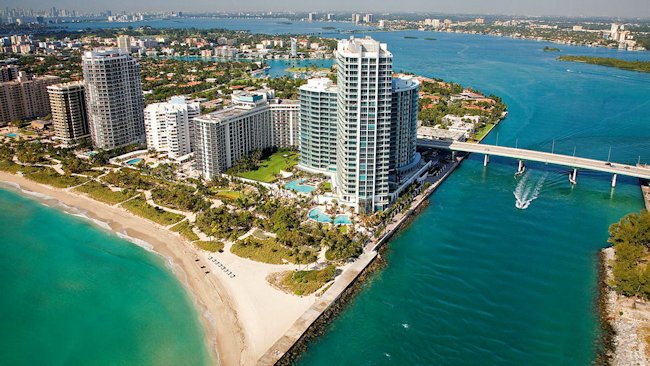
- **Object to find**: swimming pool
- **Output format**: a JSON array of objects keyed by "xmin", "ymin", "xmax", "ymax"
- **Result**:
[
  {"xmin": 308, "ymin": 208, "xmax": 352, "ymax": 225},
  {"xmin": 5, "ymin": 133, "xmax": 17, "ymax": 138},
  {"xmin": 284, "ymin": 179, "xmax": 316, "ymax": 193},
  {"xmin": 125, "ymin": 158, "xmax": 143, "ymax": 166}
]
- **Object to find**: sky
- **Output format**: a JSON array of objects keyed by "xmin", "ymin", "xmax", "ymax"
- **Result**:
[{"xmin": 5, "ymin": 0, "xmax": 650, "ymax": 18}]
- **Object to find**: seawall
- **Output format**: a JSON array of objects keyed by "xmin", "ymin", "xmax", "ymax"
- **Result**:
[{"xmin": 257, "ymin": 156, "xmax": 464, "ymax": 365}]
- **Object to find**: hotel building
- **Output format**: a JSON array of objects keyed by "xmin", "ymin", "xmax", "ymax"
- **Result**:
[{"xmin": 195, "ymin": 91, "xmax": 298, "ymax": 178}]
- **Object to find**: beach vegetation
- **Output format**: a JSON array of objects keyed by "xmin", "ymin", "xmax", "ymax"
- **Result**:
[
  {"xmin": 232, "ymin": 237, "xmax": 313, "ymax": 264},
  {"xmin": 121, "ymin": 197, "xmax": 184, "ymax": 226},
  {"xmin": 195, "ymin": 206, "xmax": 254, "ymax": 240},
  {"xmin": 152, "ymin": 184, "xmax": 209, "ymax": 212},
  {"xmin": 277, "ymin": 265, "xmax": 337, "ymax": 296},
  {"xmin": 23, "ymin": 167, "xmax": 88, "ymax": 188},
  {"xmin": 195, "ymin": 240, "xmax": 225, "ymax": 252},
  {"xmin": 170, "ymin": 220, "xmax": 201, "ymax": 241},
  {"xmin": 74, "ymin": 181, "xmax": 136, "ymax": 204},
  {"xmin": 609, "ymin": 210, "xmax": 650, "ymax": 298}
]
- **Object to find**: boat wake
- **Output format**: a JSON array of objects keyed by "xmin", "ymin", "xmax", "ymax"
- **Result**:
[{"xmin": 514, "ymin": 172, "xmax": 547, "ymax": 209}]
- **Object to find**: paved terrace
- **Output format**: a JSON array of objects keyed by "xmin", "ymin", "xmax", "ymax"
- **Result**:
[{"xmin": 417, "ymin": 139, "xmax": 650, "ymax": 180}]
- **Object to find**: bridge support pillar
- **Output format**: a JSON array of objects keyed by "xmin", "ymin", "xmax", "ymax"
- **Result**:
[
  {"xmin": 570, "ymin": 169, "xmax": 577, "ymax": 185},
  {"xmin": 483, "ymin": 154, "xmax": 490, "ymax": 167},
  {"xmin": 611, "ymin": 174, "xmax": 617, "ymax": 188}
]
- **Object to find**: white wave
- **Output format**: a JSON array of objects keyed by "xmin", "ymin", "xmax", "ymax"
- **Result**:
[{"xmin": 514, "ymin": 172, "xmax": 547, "ymax": 209}]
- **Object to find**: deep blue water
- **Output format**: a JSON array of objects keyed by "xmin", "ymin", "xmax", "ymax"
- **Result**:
[
  {"xmin": 51, "ymin": 17, "xmax": 371, "ymax": 35},
  {"xmin": 297, "ymin": 31, "xmax": 650, "ymax": 365}
]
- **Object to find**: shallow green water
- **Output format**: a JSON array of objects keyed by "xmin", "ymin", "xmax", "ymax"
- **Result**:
[{"xmin": 0, "ymin": 188, "xmax": 211, "ymax": 365}]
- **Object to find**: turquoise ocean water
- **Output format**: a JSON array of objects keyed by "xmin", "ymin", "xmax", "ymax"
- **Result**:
[
  {"xmin": 1, "ymin": 21, "xmax": 649, "ymax": 365},
  {"xmin": 0, "ymin": 188, "xmax": 211, "ymax": 365}
]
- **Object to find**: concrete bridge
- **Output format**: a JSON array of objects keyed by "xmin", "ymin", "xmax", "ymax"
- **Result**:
[{"xmin": 417, "ymin": 139, "xmax": 650, "ymax": 187}]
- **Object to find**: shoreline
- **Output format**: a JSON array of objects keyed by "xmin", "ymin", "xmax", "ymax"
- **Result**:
[
  {"xmin": 0, "ymin": 171, "xmax": 243, "ymax": 366},
  {"xmin": 259, "ymin": 155, "xmax": 465, "ymax": 364},
  {"xmin": 601, "ymin": 246, "xmax": 650, "ymax": 365}
]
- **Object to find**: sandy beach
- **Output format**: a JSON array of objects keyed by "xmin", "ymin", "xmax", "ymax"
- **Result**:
[{"xmin": 0, "ymin": 171, "xmax": 316, "ymax": 365}]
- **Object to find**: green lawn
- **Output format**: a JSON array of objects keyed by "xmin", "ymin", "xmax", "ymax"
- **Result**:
[
  {"xmin": 121, "ymin": 197, "xmax": 184, "ymax": 226},
  {"xmin": 74, "ymin": 181, "xmax": 135, "ymax": 204},
  {"xmin": 213, "ymin": 190, "xmax": 244, "ymax": 201},
  {"xmin": 469, "ymin": 123, "xmax": 495, "ymax": 143},
  {"xmin": 235, "ymin": 151, "xmax": 298, "ymax": 183}
]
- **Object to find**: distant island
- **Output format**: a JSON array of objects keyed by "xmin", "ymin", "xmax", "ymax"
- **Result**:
[
  {"xmin": 543, "ymin": 46, "xmax": 561, "ymax": 52},
  {"xmin": 558, "ymin": 56, "xmax": 650, "ymax": 73}
]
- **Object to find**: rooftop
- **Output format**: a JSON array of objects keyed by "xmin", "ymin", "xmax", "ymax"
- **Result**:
[
  {"xmin": 299, "ymin": 77, "xmax": 338, "ymax": 93},
  {"xmin": 337, "ymin": 36, "xmax": 391, "ymax": 57}
]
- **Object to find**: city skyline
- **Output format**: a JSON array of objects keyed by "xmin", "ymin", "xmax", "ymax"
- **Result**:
[{"xmin": 2, "ymin": 1, "xmax": 650, "ymax": 18}]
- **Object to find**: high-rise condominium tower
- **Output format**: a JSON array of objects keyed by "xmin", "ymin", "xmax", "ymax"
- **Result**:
[
  {"xmin": 144, "ymin": 96, "xmax": 200, "ymax": 159},
  {"xmin": 47, "ymin": 82, "xmax": 89, "ymax": 145},
  {"xmin": 335, "ymin": 37, "xmax": 394, "ymax": 214},
  {"xmin": 82, "ymin": 49, "xmax": 145, "ymax": 149},
  {"xmin": 298, "ymin": 77, "xmax": 338, "ymax": 174}
]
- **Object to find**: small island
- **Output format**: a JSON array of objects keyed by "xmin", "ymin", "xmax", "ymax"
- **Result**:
[
  {"xmin": 543, "ymin": 46, "xmax": 561, "ymax": 52},
  {"xmin": 558, "ymin": 56, "xmax": 650, "ymax": 73}
]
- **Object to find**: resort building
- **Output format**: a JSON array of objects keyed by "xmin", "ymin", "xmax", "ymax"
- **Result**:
[
  {"xmin": 0, "ymin": 71, "xmax": 60, "ymax": 126},
  {"xmin": 194, "ymin": 96, "xmax": 273, "ymax": 178},
  {"xmin": 194, "ymin": 90, "xmax": 298, "ymax": 178},
  {"xmin": 334, "ymin": 37, "xmax": 394, "ymax": 214},
  {"xmin": 82, "ymin": 49, "xmax": 145, "ymax": 149},
  {"xmin": 297, "ymin": 37, "xmax": 425, "ymax": 214},
  {"xmin": 144, "ymin": 96, "xmax": 200, "ymax": 160},
  {"xmin": 47, "ymin": 82, "xmax": 90, "ymax": 145},
  {"xmin": 297, "ymin": 77, "xmax": 338, "ymax": 175}
]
